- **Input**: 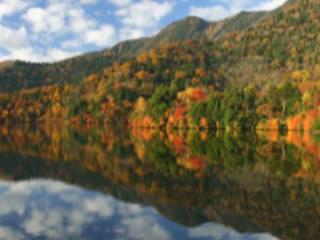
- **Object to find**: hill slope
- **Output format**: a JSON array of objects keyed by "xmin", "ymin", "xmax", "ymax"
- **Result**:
[
  {"xmin": 108, "ymin": 11, "xmax": 267, "ymax": 58},
  {"xmin": 0, "ymin": 11, "xmax": 267, "ymax": 93},
  {"xmin": 1, "ymin": 0, "xmax": 320, "ymax": 132}
]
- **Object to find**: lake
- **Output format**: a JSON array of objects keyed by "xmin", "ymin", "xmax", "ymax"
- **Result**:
[{"xmin": 0, "ymin": 124, "xmax": 319, "ymax": 239}]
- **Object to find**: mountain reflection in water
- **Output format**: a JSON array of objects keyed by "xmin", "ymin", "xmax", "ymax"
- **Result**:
[
  {"xmin": 0, "ymin": 124, "xmax": 319, "ymax": 239},
  {"xmin": 0, "ymin": 180, "xmax": 277, "ymax": 240}
]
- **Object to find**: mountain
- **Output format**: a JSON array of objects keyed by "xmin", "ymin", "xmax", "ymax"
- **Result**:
[
  {"xmin": 1, "ymin": 0, "xmax": 320, "ymax": 132},
  {"xmin": 0, "ymin": 10, "xmax": 268, "ymax": 93},
  {"xmin": 0, "ymin": 53, "xmax": 115, "ymax": 92},
  {"xmin": 108, "ymin": 11, "xmax": 267, "ymax": 58}
]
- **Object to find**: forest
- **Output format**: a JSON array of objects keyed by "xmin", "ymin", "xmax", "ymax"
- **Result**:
[
  {"xmin": 0, "ymin": 0, "xmax": 320, "ymax": 132},
  {"xmin": 0, "ymin": 123, "xmax": 319, "ymax": 239}
]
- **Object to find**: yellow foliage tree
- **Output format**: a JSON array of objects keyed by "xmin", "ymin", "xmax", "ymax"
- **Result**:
[
  {"xmin": 134, "ymin": 97, "xmax": 147, "ymax": 114},
  {"xmin": 175, "ymin": 71, "xmax": 186, "ymax": 80}
]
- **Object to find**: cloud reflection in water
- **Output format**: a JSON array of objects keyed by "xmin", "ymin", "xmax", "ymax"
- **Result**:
[{"xmin": 0, "ymin": 180, "xmax": 278, "ymax": 240}]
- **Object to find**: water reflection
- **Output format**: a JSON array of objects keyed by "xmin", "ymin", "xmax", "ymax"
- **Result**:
[
  {"xmin": 0, "ymin": 180, "xmax": 278, "ymax": 240},
  {"xmin": 0, "ymin": 124, "xmax": 319, "ymax": 239}
]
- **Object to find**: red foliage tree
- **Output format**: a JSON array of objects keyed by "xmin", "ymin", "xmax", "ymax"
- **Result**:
[
  {"xmin": 191, "ymin": 88, "xmax": 207, "ymax": 102},
  {"xmin": 174, "ymin": 105, "xmax": 186, "ymax": 121}
]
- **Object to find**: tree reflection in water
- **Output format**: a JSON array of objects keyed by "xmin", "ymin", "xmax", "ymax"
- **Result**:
[{"xmin": 0, "ymin": 123, "xmax": 319, "ymax": 240}]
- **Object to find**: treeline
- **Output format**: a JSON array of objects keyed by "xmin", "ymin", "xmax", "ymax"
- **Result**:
[
  {"xmin": 0, "ymin": 54, "xmax": 115, "ymax": 93},
  {"xmin": 129, "ymin": 73, "xmax": 320, "ymax": 131},
  {"xmin": 0, "ymin": 41, "xmax": 227, "ymax": 124},
  {"xmin": 1, "ymin": 0, "xmax": 320, "ymax": 130},
  {"xmin": 0, "ymin": 40, "xmax": 319, "ymax": 132}
]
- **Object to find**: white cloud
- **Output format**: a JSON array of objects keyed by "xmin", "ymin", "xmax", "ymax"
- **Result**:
[
  {"xmin": 190, "ymin": 0, "xmax": 289, "ymax": 22},
  {"xmin": 3, "ymin": 49, "xmax": 41, "ymax": 62},
  {"xmin": 190, "ymin": 0, "xmax": 250, "ymax": 21},
  {"xmin": 14, "ymin": 0, "xmax": 116, "ymax": 61},
  {"xmin": 190, "ymin": 5, "xmax": 231, "ymax": 22},
  {"xmin": 47, "ymin": 48, "xmax": 81, "ymax": 61},
  {"xmin": 221, "ymin": 0, "xmax": 288, "ymax": 12},
  {"xmin": 119, "ymin": 27, "xmax": 145, "ymax": 41},
  {"xmin": 68, "ymin": 8, "xmax": 96, "ymax": 33},
  {"xmin": 61, "ymin": 39, "xmax": 82, "ymax": 49},
  {"xmin": 115, "ymin": 0, "xmax": 174, "ymax": 41},
  {"xmin": 116, "ymin": 1, "xmax": 174, "ymax": 28},
  {"xmin": 0, "ymin": 3, "xmax": 88, "ymax": 62},
  {"xmin": 109, "ymin": 0, "xmax": 133, "ymax": 7},
  {"xmin": 80, "ymin": 0, "xmax": 97, "ymax": 5},
  {"xmin": 84, "ymin": 24, "xmax": 116, "ymax": 46},
  {"xmin": 0, "ymin": 25, "xmax": 29, "ymax": 51},
  {"xmin": 22, "ymin": 4, "xmax": 67, "ymax": 34},
  {"xmin": 0, "ymin": 0, "xmax": 29, "ymax": 19},
  {"xmin": 0, "ymin": 46, "xmax": 80, "ymax": 63},
  {"xmin": 253, "ymin": 0, "xmax": 288, "ymax": 11}
]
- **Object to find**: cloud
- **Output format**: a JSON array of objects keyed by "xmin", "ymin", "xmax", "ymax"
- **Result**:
[
  {"xmin": 68, "ymin": 8, "xmax": 96, "ymax": 34},
  {"xmin": 190, "ymin": 5, "xmax": 231, "ymax": 22},
  {"xmin": 0, "ymin": 25, "xmax": 29, "ymax": 51},
  {"xmin": 10, "ymin": 0, "xmax": 116, "ymax": 61},
  {"xmin": 119, "ymin": 27, "xmax": 145, "ymax": 41},
  {"xmin": 80, "ymin": 0, "xmax": 98, "ymax": 5},
  {"xmin": 109, "ymin": 0, "xmax": 133, "ymax": 7},
  {"xmin": 83, "ymin": 24, "xmax": 116, "ymax": 47},
  {"xmin": 47, "ymin": 48, "xmax": 81, "ymax": 61},
  {"xmin": 115, "ymin": 0, "xmax": 174, "ymax": 40},
  {"xmin": 116, "ymin": 1, "xmax": 174, "ymax": 28},
  {"xmin": 253, "ymin": 0, "xmax": 288, "ymax": 11},
  {"xmin": 22, "ymin": 4, "xmax": 67, "ymax": 34},
  {"xmin": 0, "ymin": 23, "xmax": 80, "ymax": 63},
  {"xmin": 61, "ymin": 39, "xmax": 82, "ymax": 49},
  {"xmin": 190, "ymin": 0, "xmax": 289, "ymax": 22},
  {"xmin": 0, "ymin": 47, "xmax": 80, "ymax": 63},
  {"xmin": 22, "ymin": 2, "xmax": 97, "ymax": 35},
  {"xmin": 189, "ymin": 0, "xmax": 251, "ymax": 22},
  {"xmin": 0, "ymin": 0, "xmax": 29, "ymax": 19}
]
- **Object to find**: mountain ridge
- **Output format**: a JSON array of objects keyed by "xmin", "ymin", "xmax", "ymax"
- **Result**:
[
  {"xmin": 0, "ymin": 0, "xmax": 320, "ymax": 133},
  {"xmin": 0, "ymin": 9, "xmax": 269, "ymax": 92}
]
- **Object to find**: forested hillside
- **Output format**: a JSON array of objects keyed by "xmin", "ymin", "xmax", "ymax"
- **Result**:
[
  {"xmin": 0, "ymin": 53, "xmax": 115, "ymax": 93},
  {"xmin": 0, "ymin": 0, "xmax": 319, "ymax": 131},
  {"xmin": 108, "ymin": 11, "xmax": 267, "ymax": 58},
  {"xmin": 0, "ymin": 10, "xmax": 266, "ymax": 92}
]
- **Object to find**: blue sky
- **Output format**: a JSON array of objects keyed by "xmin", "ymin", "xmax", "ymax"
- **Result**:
[{"xmin": 0, "ymin": 0, "xmax": 287, "ymax": 62}]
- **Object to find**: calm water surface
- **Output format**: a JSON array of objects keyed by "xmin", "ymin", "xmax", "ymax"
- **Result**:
[{"xmin": 0, "ymin": 124, "xmax": 319, "ymax": 240}]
